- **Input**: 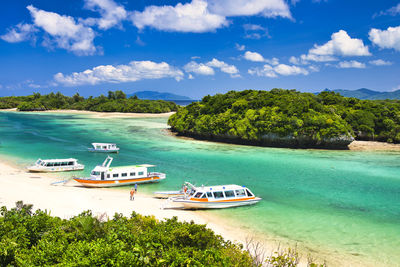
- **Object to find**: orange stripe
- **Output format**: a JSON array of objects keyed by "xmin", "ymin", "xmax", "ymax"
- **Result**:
[
  {"xmin": 74, "ymin": 176, "xmax": 159, "ymax": 184},
  {"xmin": 189, "ymin": 197, "xmax": 255, "ymax": 202}
]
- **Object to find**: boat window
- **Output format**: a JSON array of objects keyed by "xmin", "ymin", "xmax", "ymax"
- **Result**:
[
  {"xmin": 213, "ymin": 191, "xmax": 224, "ymax": 199},
  {"xmin": 91, "ymin": 171, "xmax": 100, "ymax": 176},
  {"xmin": 130, "ymin": 172, "xmax": 135, "ymax": 176},
  {"xmin": 61, "ymin": 162, "xmax": 66, "ymax": 166},
  {"xmin": 235, "ymin": 189, "xmax": 246, "ymax": 197},
  {"xmin": 113, "ymin": 173, "xmax": 119, "ymax": 178},
  {"xmin": 36, "ymin": 160, "xmax": 42, "ymax": 165},
  {"xmin": 41, "ymin": 162, "xmax": 45, "ymax": 166},
  {"xmin": 107, "ymin": 174, "xmax": 110, "ymax": 178},
  {"xmin": 201, "ymin": 194, "xmax": 207, "ymax": 199},
  {"xmin": 121, "ymin": 173, "xmax": 127, "ymax": 177},
  {"xmin": 46, "ymin": 162, "xmax": 53, "ymax": 167},
  {"xmin": 68, "ymin": 162, "xmax": 74, "ymax": 166},
  {"xmin": 54, "ymin": 162, "xmax": 61, "ymax": 166},
  {"xmin": 246, "ymin": 189, "xmax": 254, "ymax": 197},
  {"xmin": 138, "ymin": 171, "xmax": 144, "ymax": 176},
  {"xmin": 206, "ymin": 192, "xmax": 213, "ymax": 198},
  {"xmin": 194, "ymin": 192, "xmax": 203, "ymax": 198},
  {"xmin": 224, "ymin": 190, "xmax": 235, "ymax": 198}
]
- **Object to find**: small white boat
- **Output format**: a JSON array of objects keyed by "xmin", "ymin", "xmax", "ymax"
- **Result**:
[
  {"xmin": 28, "ymin": 158, "xmax": 84, "ymax": 172},
  {"xmin": 153, "ymin": 182, "xmax": 196, "ymax": 198},
  {"xmin": 73, "ymin": 156, "xmax": 166, "ymax": 188},
  {"xmin": 171, "ymin": 184, "xmax": 261, "ymax": 209},
  {"xmin": 88, "ymin": 143, "xmax": 119, "ymax": 153}
]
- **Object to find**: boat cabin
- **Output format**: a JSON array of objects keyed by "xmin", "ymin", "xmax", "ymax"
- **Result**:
[
  {"xmin": 189, "ymin": 185, "xmax": 255, "ymax": 201},
  {"xmin": 91, "ymin": 143, "xmax": 118, "ymax": 150},
  {"xmin": 90, "ymin": 156, "xmax": 155, "ymax": 181},
  {"xmin": 36, "ymin": 158, "xmax": 79, "ymax": 167}
]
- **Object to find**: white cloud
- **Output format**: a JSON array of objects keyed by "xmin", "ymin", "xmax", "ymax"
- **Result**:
[
  {"xmin": 243, "ymin": 23, "xmax": 270, "ymax": 39},
  {"xmin": 337, "ymin": 60, "xmax": 366, "ymax": 69},
  {"xmin": 244, "ymin": 51, "xmax": 265, "ymax": 62},
  {"xmin": 374, "ymin": 3, "xmax": 400, "ymax": 17},
  {"xmin": 27, "ymin": 5, "xmax": 97, "ymax": 55},
  {"xmin": 83, "ymin": 0, "xmax": 128, "ymax": 30},
  {"xmin": 131, "ymin": 0, "xmax": 228, "ymax": 33},
  {"xmin": 184, "ymin": 61, "xmax": 215, "ymax": 75},
  {"xmin": 206, "ymin": 58, "xmax": 240, "ymax": 77},
  {"xmin": 249, "ymin": 63, "xmax": 309, "ymax": 77},
  {"xmin": 369, "ymin": 26, "xmax": 400, "ymax": 51},
  {"xmin": 235, "ymin": 43, "xmax": 245, "ymax": 51},
  {"xmin": 309, "ymin": 30, "xmax": 370, "ymax": 57},
  {"xmin": 369, "ymin": 59, "xmax": 393, "ymax": 66},
  {"xmin": 208, "ymin": 0, "xmax": 291, "ymax": 18},
  {"xmin": 1, "ymin": 23, "xmax": 37, "ymax": 43},
  {"xmin": 244, "ymin": 51, "xmax": 279, "ymax": 65},
  {"xmin": 54, "ymin": 60, "xmax": 184, "ymax": 86}
]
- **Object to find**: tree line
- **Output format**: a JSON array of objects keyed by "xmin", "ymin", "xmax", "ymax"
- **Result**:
[
  {"xmin": 168, "ymin": 89, "xmax": 400, "ymax": 147},
  {"xmin": 0, "ymin": 91, "xmax": 178, "ymax": 113}
]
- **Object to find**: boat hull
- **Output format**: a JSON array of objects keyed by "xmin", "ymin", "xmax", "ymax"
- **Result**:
[
  {"xmin": 153, "ymin": 191, "xmax": 184, "ymax": 198},
  {"xmin": 172, "ymin": 197, "xmax": 261, "ymax": 209},
  {"xmin": 88, "ymin": 148, "xmax": 119, "ymax": 153},
  {"xmin": 27, "ymin": 166, "xmax": 84, "ymax": 172},
  {"xmin": 73, "ymin": 176, "xmax": 165, "ymax": 188}
]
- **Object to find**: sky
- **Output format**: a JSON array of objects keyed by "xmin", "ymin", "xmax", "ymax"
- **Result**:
[{"xmin": 0, "ymin": 0, "xmax": 400, "ymax": 99}]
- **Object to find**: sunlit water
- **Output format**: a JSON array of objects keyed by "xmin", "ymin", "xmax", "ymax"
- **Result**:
[{"xmin": 0, "ymin": 111, "xmax": 399, "ymax": 266}]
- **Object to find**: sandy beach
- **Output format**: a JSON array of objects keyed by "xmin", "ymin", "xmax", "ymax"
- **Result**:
[
  {"xmin": 0, "ymin": 108, "xmax": 175, "ymax": 119},
  {"xmin": 348, "ymin": 140, "xmax": 400, "ymax": 151}
]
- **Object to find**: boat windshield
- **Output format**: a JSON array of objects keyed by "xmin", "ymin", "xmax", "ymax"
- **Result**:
[
  {"xmin": 235, "ymin": 189, "xmax": 246, "ymax": 197},
  {"xmin": 193, "ymin": 192, "xmax": 203, "ymax": 198},
  {"xmin": 246, "ymin": 189, "xmax": 254, "ymax": 197},
  {"xmin": 91, "ymin": 171, "xmax": 101, "ymax": 176},
  {"xmin": 36, "ymin": 160, "xmax": 42, "ymax": 165}
]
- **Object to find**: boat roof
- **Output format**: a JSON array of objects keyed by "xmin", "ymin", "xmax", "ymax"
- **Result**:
[
  {"xmin": 195, "ymin": 184, "xmax": 249, "ymax": 191},
  {"xmin": 92, "ymin": 143, "xmax": 117, "ymax": 146},
  {"xmin": 39, "ymin": 158, "xmax": 78, "ymax": 162},
  {"xmin": 96, "ymin": 164, "xmax": 155, "ymax": 170}
]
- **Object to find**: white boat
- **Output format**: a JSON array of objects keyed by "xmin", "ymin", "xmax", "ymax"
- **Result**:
[
  {"xmin": 153, "ymin": 182, "xmax": 196, "ymax": 198},
  {"xmin": 171, "ymin": 184, "xmax": 261, "ymax": 209},
  {"xmin": 88, "ymin": 143, "xmax": 119, "ymax": 153},
  {"xmin": 73, "ymin": 156, "xmax": 166, "ymax": 188},
  {"xmin": 28, "ymin": 158, "xmax": 84, "ymax": 172}
]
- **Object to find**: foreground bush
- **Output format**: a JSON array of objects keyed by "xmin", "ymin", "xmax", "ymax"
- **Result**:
[{"xmin": 0, "ymin": 202, "xmax": 252, "ymax": 266}]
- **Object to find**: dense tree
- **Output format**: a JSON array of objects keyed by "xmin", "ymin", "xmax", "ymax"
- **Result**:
[
  {"xmin": 168, "ymin": 89, "xmax": 400, "ymax": 147},
  {"xmin": 0, "ymin": 91, "xmax": 178, "ymax": 113},
  {"xmin": 0, "ymin": 202, "xmax": 252, "ymax": 266}
]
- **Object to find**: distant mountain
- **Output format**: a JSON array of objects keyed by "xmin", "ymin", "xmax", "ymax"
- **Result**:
[
  {"xmin": 322, "ymin": 88, "xmax": 400, "ymax": 100},
  {"xmin": 127, "ymin": 91, "xmax": 191, "ymax": 100}
]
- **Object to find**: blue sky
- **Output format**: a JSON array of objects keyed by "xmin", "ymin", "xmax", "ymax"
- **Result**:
[{"xmin": 1, "ymin": 0, "xmax": 400, "ymax": 98}]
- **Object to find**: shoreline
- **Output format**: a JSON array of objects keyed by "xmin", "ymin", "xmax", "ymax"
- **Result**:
[
  {"xmin": 0, "ymin": 108, "xmax": 175, "ymax": 119},
  {"xmin": 0, "ymin": 157, "xmax": 279, "ymax": 259}
]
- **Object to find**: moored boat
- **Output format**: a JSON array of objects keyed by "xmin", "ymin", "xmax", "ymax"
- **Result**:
[
  {"xmin": 28, "ymin": 158, "xmax": 84, "ymax": 172},
  {"xmin": 171, "ymin": 184, "xmax": 261, "ymax": 209},
  {"xmin": 88, "ymin": 143, "xmax": 120, "ymax": 153},
  {"xmin": 73, "ymin": 156, "xmax": 166, "ymax": 188},
  {"xmin": 153, "ymin": 182, "xmax": 196, "ymax": 198}
]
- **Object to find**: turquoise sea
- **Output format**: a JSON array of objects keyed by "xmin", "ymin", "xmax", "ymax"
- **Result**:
[{"xmin": 0, "ymin": 111, "xmax": 399, "ymax": 266}]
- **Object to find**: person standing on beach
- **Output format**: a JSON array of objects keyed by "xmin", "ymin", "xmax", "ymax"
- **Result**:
[
  {"xmin": 134, "ymin": 183, "xmax": 138, "ymax": 193},
  {"xmin": 130, "ymin": 188, "xmax": 135, "ymax": 201}
]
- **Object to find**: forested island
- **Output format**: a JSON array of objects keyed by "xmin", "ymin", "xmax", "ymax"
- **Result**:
[
  {"xmin": 0, "ymin": 91, "xmax": 178, "ymax": 113},
  {"xmin": 168, "ymin": 89, "xmax": 400, "ymax": 149}
]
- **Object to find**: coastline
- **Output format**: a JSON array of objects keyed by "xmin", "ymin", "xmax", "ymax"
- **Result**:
[
  {"xmin": 0, "ymin": 157, "xmax": 277, "ymax": 257},
  {"xmin": 0, "ymin": 108, "xmax": 175, "ymax": 119}
]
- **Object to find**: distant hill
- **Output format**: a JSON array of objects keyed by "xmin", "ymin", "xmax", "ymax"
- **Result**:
[
  {"xmin": 322, "ymin": 88, "xmax": 400, "ymax": 100},
  {"xmin": 128, "ymin": 91, "xmax": 191, "ymax": 100}
]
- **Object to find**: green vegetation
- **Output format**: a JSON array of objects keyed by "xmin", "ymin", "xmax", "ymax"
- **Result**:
[
  {"xmin": 0, "ymin": 91, "xmax": 178, "ymax": 113},
  {"xmin": 168, "ymin": 89, "xmax": 400, "ymax": 148},
  {"xmin": 0, "ymin": 202, "xmax": 252, "ymax": 266}
]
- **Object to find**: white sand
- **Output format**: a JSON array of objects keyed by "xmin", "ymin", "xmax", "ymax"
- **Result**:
[
  {"xmin": 0, "ymin": 108, "xmax": 175, "ymax": 118},
  {"xmin": 348, "ymin": 140, "xmax": 400, "ymax": 151}
]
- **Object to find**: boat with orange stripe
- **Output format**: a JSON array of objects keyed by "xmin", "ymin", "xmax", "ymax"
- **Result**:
[
  {"xmin": 73, "ymin": 156, "xmax": 166, "ymax": 188},
  {"xmin": 171, "ymin": 184, "xmax": 261, "ymax": 209}
]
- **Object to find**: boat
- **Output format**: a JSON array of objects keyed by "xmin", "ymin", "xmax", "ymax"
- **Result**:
[
  {"xmin": 73, "ymin": 156, "xmax": 166, "ymax": 188},
  {"xmin": 88, "ymin": 143, "xmax": 120, "ymax": 153},
  {"xmin": 27, "ymin": 158, "xmax": 84, "ymax": 172},
  {"xmin": 153, "ymin": 182, "xmax": 196, "ymax": 198},
  {"xmin": 170, "ymin": 184, "xmax": 261, "ymax": 209}
]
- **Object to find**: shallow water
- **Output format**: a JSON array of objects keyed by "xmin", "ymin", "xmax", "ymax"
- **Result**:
[{"xmin": 0, "ymin": 111, "xmax": 399, "ymax": 266}]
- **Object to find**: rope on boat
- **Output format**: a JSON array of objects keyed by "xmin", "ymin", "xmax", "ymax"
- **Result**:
[{"xmin": 50, "ymin": 178, "xmax": 72, "ymax": 186}]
